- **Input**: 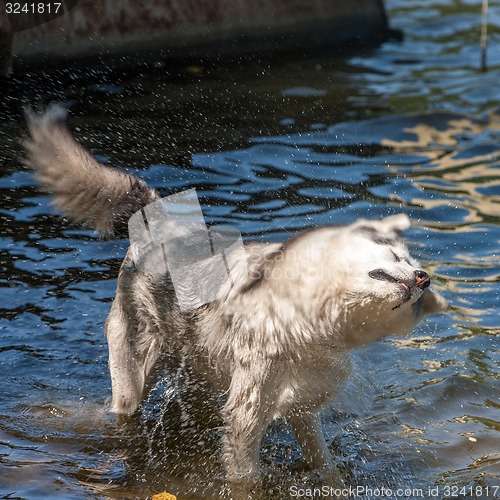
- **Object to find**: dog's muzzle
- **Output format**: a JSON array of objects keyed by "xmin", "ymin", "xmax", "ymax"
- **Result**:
[{"xmin": 368, "ymin": 269, "xmax": 431, "ymax": 289}]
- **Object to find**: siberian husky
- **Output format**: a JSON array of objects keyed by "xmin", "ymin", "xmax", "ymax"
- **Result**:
[{"xmin": 23, "ymin": 106, "xmax": 448, "ymax": 488}]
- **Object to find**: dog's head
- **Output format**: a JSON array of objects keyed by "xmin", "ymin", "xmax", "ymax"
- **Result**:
[
  {"xmin": 346, "ymin": 214, "xmax": 431, "ymax": 306},
  {"xmin": 269, "ymin": 214, "xmax": 448, "ymax": 348}
]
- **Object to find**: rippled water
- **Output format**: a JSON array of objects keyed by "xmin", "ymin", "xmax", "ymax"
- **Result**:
[{"xmin": 1, "ymin": 1, "xmax": 499, "ymax": 499}]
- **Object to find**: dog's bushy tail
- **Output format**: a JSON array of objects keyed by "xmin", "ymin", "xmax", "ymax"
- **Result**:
[{"xmin": 24, "ymin": 104, "xmax": 160, "ymax": 238}]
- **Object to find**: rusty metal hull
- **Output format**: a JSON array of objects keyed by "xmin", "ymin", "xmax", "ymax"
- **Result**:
[{"xmin": 1, "ymin": 0, "xmax": 388, "ymax": 72}]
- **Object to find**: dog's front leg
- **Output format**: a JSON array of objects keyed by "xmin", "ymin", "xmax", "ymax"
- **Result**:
[
  {"xmin": 289, "ymin": 412, "xmax": 333, "ymax": 469},
  {"xmin": 221, "ymin": 363, "xmax": 277, "ymax": 489}
]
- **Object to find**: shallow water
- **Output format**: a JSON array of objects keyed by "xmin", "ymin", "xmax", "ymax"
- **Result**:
[{"xmin": 0, "ymin": 0, "xmax": 499, "ymax": 499}]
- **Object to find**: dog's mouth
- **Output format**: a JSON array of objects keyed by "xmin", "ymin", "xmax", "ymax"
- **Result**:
[{"xmin": 368, "ymin": 269, "xmax": 430, "ymax": 309}]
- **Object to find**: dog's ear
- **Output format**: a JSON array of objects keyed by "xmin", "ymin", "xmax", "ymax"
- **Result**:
[
  {"xmin": 351, "ymin": 214, "xmax": 411, "ymax": 242},
  {"xmin": 380, "ymin": 214, "xmax": 411, "ymax": 235}
]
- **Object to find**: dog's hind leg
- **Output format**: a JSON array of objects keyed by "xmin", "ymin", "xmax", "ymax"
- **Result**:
[{"xmin": 105, "ymin": 296, "xmax": 162, "ymax": 415}]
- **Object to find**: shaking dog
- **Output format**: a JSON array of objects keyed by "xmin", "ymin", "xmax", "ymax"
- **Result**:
[{"xmin": 23, "ymin": 106, "xmax": 448, "ymax": 487}]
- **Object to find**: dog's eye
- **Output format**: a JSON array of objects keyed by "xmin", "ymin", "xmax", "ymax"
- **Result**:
[{"xmin": 391, "ymin": 251, "xmax": 402, "ymax": 262}]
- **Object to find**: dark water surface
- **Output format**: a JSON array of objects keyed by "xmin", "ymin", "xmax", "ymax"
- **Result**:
[{"xmin": 1, "ymin": 0, "xmax": 499, "ymax": 498}]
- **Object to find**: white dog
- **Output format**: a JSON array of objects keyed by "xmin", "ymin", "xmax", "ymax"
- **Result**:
[{"xmin": 24, "ymin": 106, "xmax": 448, "ymax": 488}]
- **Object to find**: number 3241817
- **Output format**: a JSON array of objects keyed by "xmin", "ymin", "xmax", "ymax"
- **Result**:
[
  {"xmin": 443, "ymin": 485, "xmax": 500, "ymax": 498},
  {"xmin": 4, "ymin": 3, "xmax": 62, "ymax": 14}
]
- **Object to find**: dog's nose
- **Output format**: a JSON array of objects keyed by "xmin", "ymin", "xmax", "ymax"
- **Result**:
[{"xmin": 415, "ymin": 270, "xmax": 430, "ymax": 289}]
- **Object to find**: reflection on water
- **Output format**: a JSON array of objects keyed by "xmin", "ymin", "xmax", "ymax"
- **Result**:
[{"xmin": 1, "ymin": 1, "xmax": 500, "ymax": 499}]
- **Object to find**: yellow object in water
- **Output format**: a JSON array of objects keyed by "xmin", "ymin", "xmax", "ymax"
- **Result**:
[{"xmin": 152, "ymin": 492, "xmax": 177, "ymax": 500}]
